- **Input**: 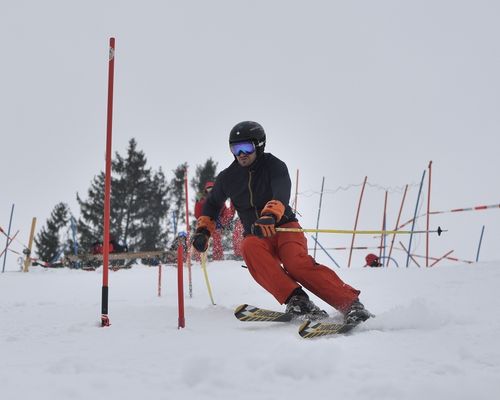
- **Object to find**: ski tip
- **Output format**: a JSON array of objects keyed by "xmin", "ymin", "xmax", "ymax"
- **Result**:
[
  {"xmin": 298, "ymin": 320, "xmax": 311, "ymax": 332},
  {"xmin": 234, "ymin": 304, "xmax": 248, "ymax": 314}
]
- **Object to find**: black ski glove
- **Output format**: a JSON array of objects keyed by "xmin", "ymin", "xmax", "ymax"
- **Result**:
[
  {"xmin": 192, "ymin": 228, "xmax": 210, "ymax": 252},
  {"xmin": 251, "ymin": 215, "xmax": 276, "ymax": 238}
]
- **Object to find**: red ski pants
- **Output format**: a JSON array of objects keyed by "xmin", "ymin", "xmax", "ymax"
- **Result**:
[{"xmin": 241, "ymin": 222, "xmax": 360, "ymax": 312}]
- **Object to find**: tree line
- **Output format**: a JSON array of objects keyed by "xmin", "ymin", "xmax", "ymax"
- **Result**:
[{"xmin": 34, "ymin": 138, "xmax": 218, "ymax": 262}]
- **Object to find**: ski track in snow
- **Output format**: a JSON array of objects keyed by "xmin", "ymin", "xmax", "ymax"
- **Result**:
[{"xmin": 1, "ymin": 261, "xmax": 500, "ymax": 400}]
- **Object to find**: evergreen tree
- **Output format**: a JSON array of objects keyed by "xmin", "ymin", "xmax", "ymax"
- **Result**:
[
  {"xmin": 77, "ymin": 138, "xmax": 171, "ymax": 252},
  {"xmin": 169, "ymin": 162, "xmax": 188, "ymax": 237},
  {"xmin": 191, "ymin": 158, "xmax": 218, "ymax": 200},
  {"xmin": 112, "ymin": 138, "xmax": 152, "ymax": 246},
  {"xmin": 35, "ymin": 203, "xmax": 70, "ymax": 262},
  {"xmin": 141, "ymin": 168, "xmax": 170, "ymax": 250}
]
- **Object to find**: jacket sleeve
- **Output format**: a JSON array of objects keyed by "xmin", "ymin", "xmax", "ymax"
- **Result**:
[{"xmin": 268, "ymin": 156, "xmax": 292, "ymax": 207}]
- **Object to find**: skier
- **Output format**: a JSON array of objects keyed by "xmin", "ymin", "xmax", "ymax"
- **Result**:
[{"xmin": 191, "ymin": 121, "xmax": 372, "ymax": 323}]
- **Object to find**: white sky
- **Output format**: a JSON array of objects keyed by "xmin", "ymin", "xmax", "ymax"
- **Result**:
[{"xmin": 1, "ymin": 0, "xmax": 499, "ymax": 266}]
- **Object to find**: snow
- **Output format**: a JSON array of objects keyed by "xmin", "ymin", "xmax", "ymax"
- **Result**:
[{"xmin": 2, "ymin": 260, "xmax": 499, "ymax": 400}]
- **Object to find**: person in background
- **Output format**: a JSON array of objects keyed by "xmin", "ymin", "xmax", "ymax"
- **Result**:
[
  {"xmin": 191, "ymin": 121, "xmax": 372, "ymax": 323},
  {"xmin": 365, "ymin": 253, "xmax": 383, "ymax": 267}
]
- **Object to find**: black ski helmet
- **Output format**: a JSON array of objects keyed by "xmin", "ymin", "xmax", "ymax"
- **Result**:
[{"xmin": 229, "ymin": 121, "xmax": 266, "ymax": 154}]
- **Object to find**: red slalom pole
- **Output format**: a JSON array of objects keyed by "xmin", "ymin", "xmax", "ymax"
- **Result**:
[
  {"xmin": 177, "ymin": 238, "xmax": 185, "ymax": 329},
  {"xmin": 158, "ymin": 264, "xmax": 162, "ymax": 297},
  {"xmin": 348, "ymin": 176, "xmax": 367, "ymax": 267},
  {"xmin": 293, "ymin": 169, "xmax": 299, "ymax": 214},
  {"xmin": 101, "ymin": 37, "xmax": 115, "ymax": 327},
  {"xmin": 426, "ymin": 161, "xmax": 432, "ymax": 267},
  {"xmin": 184, "ymin": 168, "xmax": 192, "ymax": 298}
]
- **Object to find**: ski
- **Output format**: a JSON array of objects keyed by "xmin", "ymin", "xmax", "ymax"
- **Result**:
[
  {"xmin": 298, "ymin": 320, "xmax": 361, "ymax": 338},
  {"xmin": 234, "ymin": 304, "xmax": 293, "ymax": 322}
]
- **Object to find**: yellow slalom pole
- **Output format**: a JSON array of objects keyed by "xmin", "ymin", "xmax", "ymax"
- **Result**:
[
  {"xmin": 23, "ymin": 217, "xmax": 37, "ymax": 272},
  {"xmin": 276, "ymin": 226, "xmax": 445, "ymax": 235},
  {"xmin": 200, "ymin": 251, "xmax": 216, "ymax": 305}
]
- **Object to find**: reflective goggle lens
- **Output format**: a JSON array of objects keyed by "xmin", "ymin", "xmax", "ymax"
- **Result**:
[{"xmin": 230, "ymin": 141, "xmax": 255, "ymax": 156}]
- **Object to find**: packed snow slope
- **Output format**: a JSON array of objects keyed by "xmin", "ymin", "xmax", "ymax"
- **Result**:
[{"xmin": 1, "ymin": 260, "xmax": 499, "ymax": 400}]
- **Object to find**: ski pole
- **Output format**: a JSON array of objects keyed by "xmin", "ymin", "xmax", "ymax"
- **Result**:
[
  {"xmin": 200, "ymin": 251, "xmax": 216, "ymax": 305},
  {"xmin": 276, "ymin": 226, "xmax": 445, "ymax": 236}
]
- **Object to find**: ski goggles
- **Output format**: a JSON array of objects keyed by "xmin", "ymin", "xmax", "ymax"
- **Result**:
[{"xmin": 230, "ymin": 141, "xmax": 256, "ymax": 156}]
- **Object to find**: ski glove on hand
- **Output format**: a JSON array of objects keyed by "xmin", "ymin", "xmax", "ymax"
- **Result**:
[
  {"xmin": 251, "ymin": 215, "xmax": 277, "ymax": 238},
  {"xmin": 251, "ymin": 200, "xmax": 285, "ymax": 238},
  {"xmin": 192, "ymin": 216, "xmax": 215, "ymax": 252},
  {"xmin": 192, "ymin": 228, "xmax": 210, "ymax": 252}
]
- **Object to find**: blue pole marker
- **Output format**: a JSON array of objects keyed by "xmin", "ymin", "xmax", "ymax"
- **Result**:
[
  {"xmin": 475, "ymin": 225, "xmax": 485, "ymax": 262},
  {"xmin": 406, "ymin": 170, "xmax": 426, "ymax": 267},
  {"xmin": 309, "ymin": 235, "xmax": 341, "ymax": 268}
]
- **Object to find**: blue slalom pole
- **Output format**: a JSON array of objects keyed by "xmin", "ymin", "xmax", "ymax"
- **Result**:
[
  {"xmin": 475, "ymin": 225, "xmax": 485, "ymax": 262},
  {"xmin": 309, "ymin": 235, "xmax": 341, "ymax": 268},
  {"xmin": 406, "ymin": 170, "xmax": 426, "ymax": 267},
  {"xmin": 2, "ymin": 204, "xmax": 15, "ymax": 273}
]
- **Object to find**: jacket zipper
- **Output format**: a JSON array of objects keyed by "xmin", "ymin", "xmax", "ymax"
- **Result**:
[{"xmin": 248, "ymin": 170, "xmax": 259, "ymax": 218}]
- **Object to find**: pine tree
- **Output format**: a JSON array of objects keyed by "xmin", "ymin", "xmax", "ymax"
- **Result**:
[
  {"xmin": 141, "ymin": 168, "xmax": 170, "ymax": 251},
  {"xmin": 77, "ymin": 138, "xmax": 171, "ymax": 252},
  {"xmin": 169, "ymin": 162, "xmax": 188, "ymax": 237},
  {"xmin": 35, "ymin": 203, "xmax": 70, "ymax": 262},
  {"xmin": 191, "ymin": 158, "xmax": 218, "ymax": 200},
  {"xmin": 112, "ymin": 138, "xmax": 152, "ymax": 247}
]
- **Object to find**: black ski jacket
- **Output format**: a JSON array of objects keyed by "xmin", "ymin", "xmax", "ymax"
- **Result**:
[{"xmin": 202, "ymin": 153, "xmax": 298, "ymax": 235}]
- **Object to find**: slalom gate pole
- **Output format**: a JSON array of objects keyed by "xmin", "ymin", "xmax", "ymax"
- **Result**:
[
  {"xmin": 313, "ymin": 176, "xmax": 325, "ymax": 259},
  {"xmin": 475, "ymin": 225, "xmax": 485, "ymax": 262},
  {"xmin": 398, "ymin": 202, "xmax": 500, "ymax": 232},
  {"xmin": 184, "ymin": 169, "xmax": 192, "ymax": 298},
  {"xmin": 276, "ymin": 227, "xmax": 444, "ymax": 235},
  {"xmin": 0, "ymin": 230, "xmax": 19, "ymax": 260},
  {"xmin": 397, "ymin": 249, "xmax": 474, "ymax": 264},
  {"xmin": 1, "ymin": 204, "xmax": 15, "ymax": 273},
  {"xmin": 309, "ymin": 235, "xmax": 340, "ymax": 268},
  {"xmin": 177, "ymin": 238, "xmax": 185, "ymax": 329},
  {"xmin": 308, "ymin": 245, "xmax": 383, "ymax": 251},
  {"xmin": 399, "ymin": 241, "xmax": 421, "ymax": 268},
  {"xmin": 22, "ymin": 218, "xmax": 37, "ymax": 272},
  {"xmin": 293, "ymin": 169, "xmax": 299, "ymax": 214},
  {"xmin": 388, "ymin": 184, "xmax": 407, "ymax": 264},
  {"xmin": 426, "ymin": 161, "xmax": 432, "ymax": 267},
  {"xmin": 200, "ymin": 252, "xmax": 216, "ymax": 305},
  {"xmin": 348, "ymin": 176, "xmax": 367, "ymax": 267},
  {"xmin": 101, "ymin": 37, "xmax": 115, "ymax": 328},
  {"xmin": 406, "ymin": 169, "xmax": 426, "ymax": 268},
  {"xmin": 158, "ymin": 263, "xmax": 162, "ymax": 297},
  {"xmin": 429, "ymin": 250, "xmax": 454, "ymax": 267},
  {"xmin": 379, "ymin": 191, "xmax": 388, "ymax": 265}
]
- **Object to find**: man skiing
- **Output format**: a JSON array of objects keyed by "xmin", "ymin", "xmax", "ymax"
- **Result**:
[{"xmin": 192, "ymin": 121, "xmax": 371, "ymax": 323}]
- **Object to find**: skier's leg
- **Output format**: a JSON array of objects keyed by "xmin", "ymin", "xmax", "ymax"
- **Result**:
[
  {"xmin": 277, "ymin": 222, "xmax": 360, "ymax": 312},
  {"xmin": 241, "ymin": 235, "xmax": 299, "ymax": 304}
]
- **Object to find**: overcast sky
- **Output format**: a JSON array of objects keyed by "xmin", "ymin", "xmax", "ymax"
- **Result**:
[{"xmin": 1, "ymin": 0, "xmax": 499, "ymax": 267}]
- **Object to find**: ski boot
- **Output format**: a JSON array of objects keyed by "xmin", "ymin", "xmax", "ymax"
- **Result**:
[
  {"xmin": 285, "ymin": 294, "xmax": 329, "ymax": 321},
  {"xmin": 344, "ymin": 299, "xmax": 373, "ymax": 324}
]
